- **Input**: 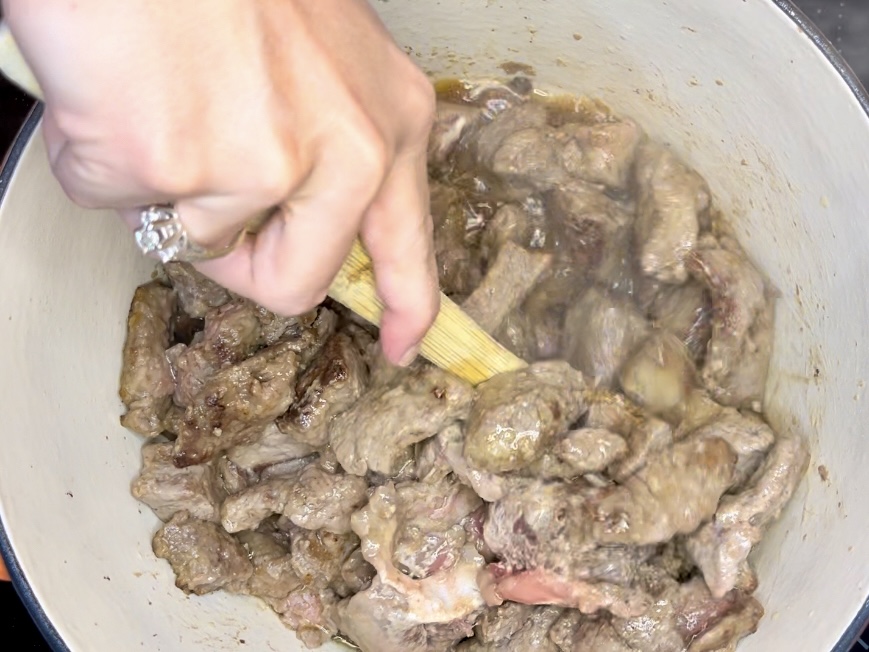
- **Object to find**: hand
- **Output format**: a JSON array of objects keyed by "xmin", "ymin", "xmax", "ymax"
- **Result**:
[{"xmin": 3, "ymin": 0, "xmax": 440, "ymax": 365}]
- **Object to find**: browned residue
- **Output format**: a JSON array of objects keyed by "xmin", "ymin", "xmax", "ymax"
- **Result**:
[
  {"xmin": 499, "ymin": 61, "xmax": 536, "ymax": 76},
  {"xmin": 817, "ymin": 465, "xmax": 829, "ymax": 482}
]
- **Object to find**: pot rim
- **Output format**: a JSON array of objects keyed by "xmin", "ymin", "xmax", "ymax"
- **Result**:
[{"xmin": 1, "ymin": 2, "xmax": 867, "ymax": 650}]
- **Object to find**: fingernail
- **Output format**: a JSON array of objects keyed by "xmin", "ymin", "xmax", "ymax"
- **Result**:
[{"xmin": 398, "ymin": 344, "xmax": 421, "ymax": 368}]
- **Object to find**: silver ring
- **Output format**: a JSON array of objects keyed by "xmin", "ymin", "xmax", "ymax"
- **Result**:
[{"xmin": 133, "ymin": 204, "xmax": 270, "ymax": 264}]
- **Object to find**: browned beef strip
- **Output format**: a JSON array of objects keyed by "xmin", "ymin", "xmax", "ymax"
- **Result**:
[
  {"xmin": 152, "ymin": 510, "xmax": 252, "ymax": 595},
  {"xmin": 119, "ymin": 281, "xmax": 176, "ymax": 437},
  {"xmin": 172, "ymin": 340, "xmax": 301, "ymax": 467},
  {"xmin": 131, "ymin": 442, "xmax": 225, "ymax": 522},
  {"xmin": 330, "ymin": 365, "xmax": 475, "ymax": 476},
  {"xmin": 464, "ymin": 361, "xmax": 586, "ymax": 474},
  {"xmin": 225, "ymin": 422, "xmax": 317, "ymax": 475},
  {"xmin": 163, "ymin": 262, "xmax": 231, "ymax": 318},
  {"xmin": 277, "ymin": 331, "xmax": 369, "ymax": 447}
]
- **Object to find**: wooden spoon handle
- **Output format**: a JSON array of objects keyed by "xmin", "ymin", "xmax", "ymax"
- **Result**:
[
  {"xmin": 331, "ymin": 240, "xmax": 526, "ymax": 385},
  {"xmin": 0, "ymin": 25, "xmax": 527, "ymax": 385}
]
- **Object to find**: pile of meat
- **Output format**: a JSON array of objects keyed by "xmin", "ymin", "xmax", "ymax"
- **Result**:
[{"xmin": 118, "ymin": 78, "xmax": 809, "ymax": 652}]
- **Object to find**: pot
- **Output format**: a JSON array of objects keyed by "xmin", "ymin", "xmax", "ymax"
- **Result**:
[{"xmin": 0, "ymin": 1, "xmax": 867, "ymax": 650}]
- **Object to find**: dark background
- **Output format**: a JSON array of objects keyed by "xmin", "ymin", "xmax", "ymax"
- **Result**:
[{"xmin": 1, "ymin": 1, "xmax": 868, "ymax": 650}]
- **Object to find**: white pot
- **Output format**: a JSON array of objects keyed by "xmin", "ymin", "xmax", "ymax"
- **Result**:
[{"xmin": 0, "ymin": 1, "xmax": 866, "ymax": 650}]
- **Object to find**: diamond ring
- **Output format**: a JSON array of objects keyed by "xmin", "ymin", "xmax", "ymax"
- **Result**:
[{"xmin": 133, "ymin": 204, "xmax": 272, "ymax": 264}]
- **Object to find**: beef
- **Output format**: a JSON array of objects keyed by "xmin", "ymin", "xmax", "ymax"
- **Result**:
[
  {"xmin": 221, "ymin": 475, "xmax": 299, "ymax": 534},
  {"xmin": 687, "ymin": 429, "xmax": 809, "ymax": 597},
  {"xmin": 216, "ymin": 456, "xmax": 251, "ymax": 495},
  {"xmin": 268, "ymin": 584, "xmax": 339, "ymax": 648},
  {"xmin": 618, "ymin": 331, "xmax": 695, "ymax": 417},
  {"xmin": 633, "ymin": 143, "xmax": 710, "ymax": 284},
  {"xmin": 438, "ymin": 424, "xmax": 513, "ymax": 502},
  {"xmin": 290, "ymin": 528, "xmax": 359, "ymax": 591},
  {"xmin": 644, "ymin": 280, "xmax": 713, "ymax": 362},
  {"xmin": 330, "ymin": 365, "xmax": 475, "ymax": 476},
  {"xmin": 340, "ymin": 547, "xmax": 376, "ymax": 595},
  {"xmin": 172, "ymin": 341, "xmax": 301, "ymax": 467},
  {"xmin": 335, "ymin": 484, "xmax": 487, "ymax": 652},
  {"xmin": 457, "ymin": 605, "xmax": 563, "ymax": 651},
  {"xmin": 553, "ymin": 428, "xmax": 629, "ymax": 475},
  {"xmin": 163, "ymin": 261, "xmax": 231, "ymax": 318},
  {"xmin": 119, "ymin": 281, "xmax": 176, "ymax": 437},
  {"xmin": 687, "ymin": 595, "xmax": 764, "ymax": 652},
  {"xmin": 556, "ymin": 118, "xmax": 643, "ymax": 190},
  {"xmin": 277, "ymin": 332, "xmax": 369, "ymax": 447},
  {"xmin": 226, "ymin": 422, "xmax": 317, "ymax": 474},
  {"xmin": 391, "ymin": 479, "xmax": 483, "ymax": 579},
  {"xmin": 494, "ymin": 306, "xmax": 564, "ymax": 363},
  {"xmin": 462, "ymin": 241, "xmax": 553, "ymax": 334},
  {"xmin": 236, "ymin": 530, "xmax": 301, "ymax": 600},
  {"xmin": 428, "ymin": 100, "xmax": 485, "ymax": 166},
  {"xmin": 283, "ymin": 464, "xmax": 369, "ymax": 534},
  {"xmin": 152, "ymin": 511, "xmax": 252, "ymax": 595},
  {"xmin": 608, "ymin": 416, "xmax": 673, "ymax": 482},
  {"xmin": 584, "ymin": 389, "xmax": 643, "ymax": 437},
  {"xmin": 548, "ymin": 610, "xmax": 583, "ymax": 652},
  {"xmin": 464, "ymin": 361, "xmax": 586, "ymax": 473},
  {"xmin": 253, "ymin": 304, "xmax": 316, "ymax": 348},
  {"xmin": 480, "ymin": 204, "xmax": 534, "ymax": 262},
  {"xmin": 131, "ymin": 442, "xmax": 225, "ymax": 522},
  {"xmin": 430, "ymin": 181, "xmax": 482, "ymax": 297},
  {"xmin": 168, "ymin": 299, "xmax": 261, "ymax": 406},
  {"xmin": 277, "ymin": 305, "xmax": 338, "ymax": 367},
  {"xmin": 564, "ymin": 288, "xmax": 650, "ymax": 388},
  {"xmin": 688, "ymin": 234, "xmax": 773, "ymax": 410}
]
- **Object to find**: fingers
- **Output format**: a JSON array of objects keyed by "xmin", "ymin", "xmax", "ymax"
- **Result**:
[{"xmin": 360, "ymin": 149, "xmax": 440, "ymax": 366}]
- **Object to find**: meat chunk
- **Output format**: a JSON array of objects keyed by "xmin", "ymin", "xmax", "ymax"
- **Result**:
[
  {"xmin": 633, "ymin": 143, "xmax": 710, "ymax": 284},
  {"xmin": 564, "ymin": 288, "xmax": 650, "ymax": 388},
  {"xmin": 284, "ymin": 465, "xmax": 368, "ymax": 534},
  {"xmin": 268, "ymin": 584, "xmax": 339, "ymax": 648},
  {"xmin": 618, "ymin": 332, "xmax": 695, "ymax": 417},
  {"xmin": 168, "ymin": 299, "xmax": 261, "ymax": 406},
  {"xmin": 608, "ymin": 415, "xmax": 673, "ymax": 481},
  {"xmin": 480, "ymin": 204, "xmax": 534, "ymax": 261},
  {"xmin": 644, "ymin": 281, "xmax": 713, "ymax": 362},
  {"xmin": 278, "ymin": 305, "xmax": 338, "ymax": 367},
  {"xmin": 462, "ymin": 241, "xmax": 553, "ymax": 334},
  {"xmin": 687, "ymin": 596, "xmax": 764, "ymax": 652},
  {"xmin": 236, "ymin": 530, "xmax": 301, "ymax": 600},
  {"xmin": 464, "ymin": 361, "xmax": 586, "ymax": 473},
  {"xmin": 335, "ymin": 484, "xmax": 486, "ymax": 652},
  {"xmin": 131, "ymin": 442, "xmax": 225, "ymax": 522},
  {"xmin": 687, "ymin": 429, "xmax": 809, "ymax": 597},
  {"xmin": 438, "ymin": 424, "xmax": 513, "ymax": 502},
  {"xmin": 391, "ymin": 480, "xmax": 483, "ymax": 579},
  {"xmin": 330, "ymin": 366, "xmax": 475, "ymax": 476},
  {"xmin": 152, "ymin": 511, "xmax": 252, "ymax": 595},
  {"xmin": 340, "ymin": 547, "xmax": 376, "ymax": 595},
  {"xmin": 553, "ymin": 428, "xmax": 628, "ymax": 475},
  {"xmin": 457, "ymin": 605, "xmax": 563, "ymax": 651},
  {"xmin": 119, "ymin": 281, "xmax": 176, "ymax": 437},
  {"xmin": 688, "ymin": 234, "xmax": 774, "ymax": 409},
  {"xmin": 428, "ymin": 100, "xmax": 485, "ymax": 166},
  {"xmin": 163, "ymin": 262, "xmax": 230, "ymax": 318},
  {"xmin": 173, "ymin": 341, "xmax": 301, "ymax": 467},
  {"xmin": 290, "ymin": 528, "xmax": 359, "ymax": 591},
  {"xmin": 557, "ymin": 118, "xmax": 643, "ymax": 190},
  {"xmin": 430, "ymin": 181, "xmax": 482, "ymax": 297},
  {"xmin": 220, "ymin": 475, "xmax": 299, "ymax": 534},
  {"xmin": 277, "ymin": 332, "xmax": 369, "ymax": 447},
  {"xmin": 226, "ymin": 422, "xmax": 317, "ymax": 474}
]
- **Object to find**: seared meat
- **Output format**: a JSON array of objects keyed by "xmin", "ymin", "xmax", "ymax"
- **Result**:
[
  {"xmin": 284, "ymin": 464, "xmax": 369, "ymax": 534},
  {"xmin": 268, "ymin": 584, "xmax": 339, "ymax": 648},
  {"xmin": 457, "ymin": 605, "xmax": 563, "ymax": 651},
  {"xmin": 644, "ymin": 280, "xmax": 713, "ymax": 362},
  {"xmin": 618, "ymin": 331, "xmax": 695, "ymax": 417},
  {"xmin": 428, "ymin": 100, "xmax": 484, "ymax": 166},
  {"xmin": 335, "ymin": 484, "xmax": 486, "ymax": 652},
  {"xmin": 168, "ymin": 299, "xmax": 261, "ymax": 407},
  {"xmin": 480, "ymin": 204, "xmax": 534, "ymax": 261},
  {"xmin": 277, "ymin": 332, "xmax": 369, "ymax": 447},
  {"xmin": 236, "ymin": 530, "xmax": 301, "ymax": 600},
  {"xmin": 290, "ymin": 528, "xmax": 359, "ymax": 591},
  {"xmin": 608, "ymin": 416, "xmax": 673, "ymax": 482},
  {"xmin": 172, "ymin": 341, "xmax": 301, "ymax": 467},
  {"xmin": 152, "ymin": 511, "xmax": 252, "ymax": 595},
  {"xmin": 430, "ymin": 181, "xmax": 482, "ymax": 297},
  {"xmin": 340, "ymin": 547, "xmax": 376, "ymax": 595},
  {"xmin": 633, "ymin": 143, "xmax": 710, "ymax": 284},
  {"xmin": 131, "ymin": 442, "xmax": 225, "ymax": 522},
  {"xmin": 687, "ymin": 429, "xmax": 809, "ymax": 597},
  {"xmin": 557, "ymin": 118, "xmax": 643, "ymax": 190},
  {"xmin": 554, "ymin": 428, "xmax": 629, "ymax": 475},
  {"xmin": 226, "ymin": 422, "xmax": 317, "ymax": 474},
  {"xmin": 221, "ymin": 475, "xmax": 299, "ymax": 534},
  {"xmin": 564, "ymin": 288, "xmax": 650, "ymax": 388},
  {"xmin": 689, "ymin": 234, "xmax": 773, "ymax": 410},
  {"xmin": 391, "ymin": 479, "xmax": 482, "ymax": 579},
  {"xmin": 279, "ymin": 306, "xmax": 338, "ymax": 367},
  {"xmin": 688, "ymin": 595, "xmax": 764, "ymax": 652},
  {"xmin": 119, "ymin": 281, "xmax": 176, "ymax": 437},
  {"xmin": 462, "ymin": 241, "xmax": 553, "ymax": 334},
  {"xmin": 330, "ymin": 366, "xmax": 475, "ymax": 476},
  {"xmin": 439, "ymin": 424, "xmax": 513, "ymax": 502},
  {"xmin": 464, "ymin": 361, "xmax": 586, "ymax": 473},
  {"xmin": 163, "ymin": 262, "xmax": 230, "ymax": 318}
]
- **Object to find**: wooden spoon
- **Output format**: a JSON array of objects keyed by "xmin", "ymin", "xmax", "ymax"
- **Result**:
[{"xmin": 0, "ymin": 26, "xmax": 526, "ymax": 385}]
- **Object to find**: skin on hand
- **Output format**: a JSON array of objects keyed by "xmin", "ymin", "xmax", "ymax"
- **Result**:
[
  {"xmin": 3, "ymin": 0, "xmax": 440, "ymax": 364},
  {"xmin": 0, "ymin": 558, "xmax": 8, "ymax": 581}
]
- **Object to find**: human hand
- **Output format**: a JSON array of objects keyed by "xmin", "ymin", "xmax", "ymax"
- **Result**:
[{"xmin": 3, "ymin": 0, "xmax": 439, "ymax": 365}]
